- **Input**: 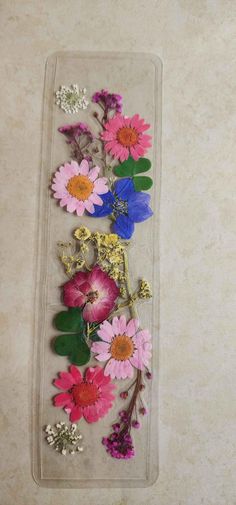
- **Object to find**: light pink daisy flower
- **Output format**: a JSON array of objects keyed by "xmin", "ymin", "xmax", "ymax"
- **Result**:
[
  {"xmin": 51, "ymin": 159, "xmax": 108, "ymax": 216},
  {"xmin": 91, "ymin": 315, "xmax": 152, "ymax": 380},
  {"xmin": 101, "ymin": 114, "xmax": 152, "ymax": 162},
  {"xmin": 53, "ymin": 365, "xmax": 116, "ymax": 423}
]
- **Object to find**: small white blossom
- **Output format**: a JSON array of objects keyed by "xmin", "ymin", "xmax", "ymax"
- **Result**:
[
  {"xmin": 55, "ymin": 84, "xmax": 89, "ymax": 113},
  {"xmin": 44, "ymin": 422, "xmax": 84, "ymax": 456}
]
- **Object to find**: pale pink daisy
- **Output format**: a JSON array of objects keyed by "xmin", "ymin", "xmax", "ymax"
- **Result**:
[
  {"xmin": 91, "ymin": 315, "xmax": 152, "ymax": 380},
  {"xmin": 101, "ymin": 114, "xmax": 152, "ymax": 162},
  {"xmin": 51, "ymin": 159, "xmax": 108, "ymax": 216},
  {"xmin": 53, "ymin": 365, "xmax": 116, "ymax": 423}
]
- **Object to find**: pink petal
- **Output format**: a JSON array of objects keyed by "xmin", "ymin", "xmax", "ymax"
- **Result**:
[
  {"xmin": 123, "ymin": 360, "xmax": 134, "ymax": 378},
  {"xmin": 130, "ymin": 146, "xmax": 140, "ymax": 160},
  {"xmin": 126, "ymin": 318, "xmax": 139, "ymax": 337},
  {"xmin": 60, "ymin": 196, "xmax": 70, "ymax": 207},
  {"xmin": 69, "ymin": 405, "xmax": 83, "ymax": 422},
  {"xmin": 53, "ymin": 392, "xmax": 73, "ymax": 407},
  {"xmin": 91, "ymin": 341, "xmax": 110, "ymax": 354},
  {"xmin": 134, "ymin": 329, "xmax": 152, "ymax": 345},
  {"xmin": 88, "ymin": 166, "xmax": 100, "ymax": 181},
  {"xmin": 63, "ymin": 162, "xmax": 77, "ymax": 178},
  {"xmin": 83, "ymin": 404, "xmax": 99, "ymax": 423},
  {"xmin": 129, "ymin": 349, "xmax": 144, "ymax": 370},
  {"xmin": 97, "ymin": 322, "xmax": 114, "ymax": 342},
  {"xmin": 78, "ymin": 159, "xmax": 89, "ymax": 175},
  {"xmin": 119, "ymin": 315, "xmax": 127, "ymax": 334},
  {"xmin": 75, "ymin": 201, "xmax": 85, "ymax": 216},
  {"xmin": 85, "ymin": 366, "xmax": 107, "ymax": 387},
  {"xmin": 54, "ymin": 371, "xmax": 75, "ymax": 390},
  {"xmin": 89, "ymin": 193, "xmax": 103, "ymax": 205},
  {"xmin": 69, "ymin": 365, "xmax": 83, "ymax": 384},
  {"xmin": 84, "ymin": 199, "xmax": 95, "ymax": 213},
  {"xmin": 66, "ymin": 197, "xmax": 79, "ymax": 213},
  {"xmin": 104, "ymin": 358, "xmax": 117, "ymax": 379},
  {"xmin": 93, "ymin": 179, "xmax": 109, "ymax": 195},
  {"xmin": 112, "ymin": 316, "xmax": 120, "ymax": 335}
]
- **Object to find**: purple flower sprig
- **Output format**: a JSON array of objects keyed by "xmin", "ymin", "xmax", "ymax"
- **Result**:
[
  {"xmin": 58, "ymin": 122, "xmax": 94, "ymax": 164},
  {"xmin": 102, "ymin": 369, "xmax": 149, "ymax": 460},
  {"xmin": 102, "ymin": 412, "xmax": 135, "ymax": 460},
  {"xmin": 92, "ymin": 89, "xmax": 122, "ymax": 121}
]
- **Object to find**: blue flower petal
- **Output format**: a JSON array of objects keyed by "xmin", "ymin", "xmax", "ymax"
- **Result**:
[
  {"xmin": 112, "ymin": 215, "xmax": 135, "ymax": 239},
  {"xmin": 128, "ymin": 191, "xmax": 151, "ymax": 206},
  {"xmin": 88, "ymin": 191, "xmax": 115, "ymax": 217},
  {"xmin": 114, "ymin": 178, "xmax": 135, "ymax": 200},
  {"xmin": 127, "ymin": 192, "xmax": 153, "ymax": 223}
]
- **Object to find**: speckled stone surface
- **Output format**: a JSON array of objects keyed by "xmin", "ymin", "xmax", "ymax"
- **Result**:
[{"xmin": 0, "ymin": 1, "xmax": 236, "ymax": 504}]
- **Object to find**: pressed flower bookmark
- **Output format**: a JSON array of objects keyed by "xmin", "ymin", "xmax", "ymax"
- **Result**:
[{"xmin": 34, "ymin": 52, "xmax": 161, "ymax": 487}]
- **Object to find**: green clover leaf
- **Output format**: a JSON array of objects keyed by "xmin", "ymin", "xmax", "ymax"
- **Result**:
[
  {"xmin": 53, "ymin": 308, "xmax": 90, "ymax": 366},
  {"xmin": 114, "ymin": 157, "xmax": 151, "ymax": 177},
  {"xmin": 133, "ymin": 176, "xmax": 153, "ymax": 191}
]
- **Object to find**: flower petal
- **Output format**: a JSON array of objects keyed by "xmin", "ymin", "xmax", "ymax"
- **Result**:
[
  {"xmin": 128, "ymin": 193, "xmax": 153, "ymax": 223},
  {"xmin": 69, "ymin": 405, "xmax": 83, "ymax": 422},
  {"xmin": 69, "ymin": 365, "xmax": 83, "ymax": 384},
  {"xmin": 78, "ymin": 159, "xmax": 89, "ymax": 175},
  {"xmin": 114, "ymin": 178, "xmax": 135, "ymax": 200},
  {"xmin": 88, "ymin": 166, "xmax": 100, "ymax": 181},
  {"xmin": 112, "ymin": 214, "xmax": 135, "ymax": 239},
  {"xmin": 126, "ymin": 318, "xmax": 139, "ymax": 337},
  {"xmin": 88, "ymin": 191, "xmax": 114, "ymax": 217},
  {"xmin": 53, "ymin": 392, "xmax": 73, "ymax": 407}
]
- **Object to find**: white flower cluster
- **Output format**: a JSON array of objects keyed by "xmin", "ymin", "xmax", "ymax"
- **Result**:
[
  {"xmin": 44, "ymin": 422, "xmax": 84, "ymax": 455},
  {"xmin": 55, "ymin": 84, "xmax": 89, "ymax": 113}
]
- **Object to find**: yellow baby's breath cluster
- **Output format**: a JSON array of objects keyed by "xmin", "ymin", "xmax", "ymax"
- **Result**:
[
  {"xmin": 57, "ymin": 227, "xmax": 152, "ymax": 304},
  {"xmin": 58, "ymin": 228, "xmax": 129, "ymax": 288},
  {"xmin": 137, "ymin": 279, "xmax": 152, "ymax": 299},
  {"xmin": 58, "ymin": 241, "xmax": 85, "ymax": 276},
  {"xmin": 91, "ymin": 231, "xmax": 128, "ymax": 295}
]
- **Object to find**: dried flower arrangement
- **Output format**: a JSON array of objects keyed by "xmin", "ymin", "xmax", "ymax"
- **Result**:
[{"xmin": 44, "ymin": 86, "xmax": 155, "ymax": 460}]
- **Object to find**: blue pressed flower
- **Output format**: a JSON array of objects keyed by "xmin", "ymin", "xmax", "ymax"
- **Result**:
[{"xmin": 88, "ymin": 178, "xmax": 153, "ymax": 239}]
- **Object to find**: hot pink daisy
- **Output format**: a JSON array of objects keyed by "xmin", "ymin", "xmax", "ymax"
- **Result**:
[
  {"xmin": 53, "ymin": 365, "xmax": 116, "ymax": 423},
  {"xmin": 51, "ymin": 159, "xmax": 108, "ymax": 216},
  {"xmin": 101, "ymin": 114, "xmax": 152, "ymax": 162},
  {"xmin": 91, "ymin": 315, "xmax": 152, "ymax": 380},
  {"xmin": 63, "ymin": 265, "xmax": 120, "ymax": 323}
]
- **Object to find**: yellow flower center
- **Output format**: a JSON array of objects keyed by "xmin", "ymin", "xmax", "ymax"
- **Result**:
[
  {"xmin": 110, "ymin": 334, "xmax": 134, "ymax": 361},
  {"xmin": 117, "ymin": 127, "xmax": 139, "ymax": 147},
  {"xmin": 67, "ymin": 175, "xmax": 94, "ymax": 201}
]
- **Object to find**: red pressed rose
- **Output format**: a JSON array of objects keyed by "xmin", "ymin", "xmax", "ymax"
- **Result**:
[{"xmin": 63, "ymin": 265, "xmax": 120, "ymax": 323}]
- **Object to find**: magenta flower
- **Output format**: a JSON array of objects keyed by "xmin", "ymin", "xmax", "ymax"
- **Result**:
[
  {"xmin": 63, "ymin": 265, "xmax": 120, "ymax": 323},
  {"xmin": 51, "ymin": 159, "xmax": 108, "ymax": 216},
  {"xmin": 91, "ymin": 315, "xmax": 152, "ymax": 379},
  {"xmin": 58, "ymin": 122, "xmax": 93, "ymax": 142},
  {"xmin": 101, "ymin": 113, "xmax": 152, "ymax": 161},
  {"xmin": 92, "ymin": 89, "xmax": 122, "ymax": 114},
  {"xmin": 102, "ymin": 429, "xmax": 135, "ymax": 459},
  {"xmin": 53, "ymin": 365, "xmax": 116, "ymax": 423}
]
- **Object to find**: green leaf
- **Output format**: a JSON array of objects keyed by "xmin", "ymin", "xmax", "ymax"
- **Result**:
[
  {"xmin": 114, "ymin": 157, "xmax": 151, "ymax": 177},
  {"xmin": 54, "ymin": 308, "xmax": 84, "ymax": 333},
  {"xmin": 133, "ymin": 176, "xmax": 153, "ymax": 191},
  {"xmin": 54, "ymin": 333, "xmax": 91, "ymax": 366}
]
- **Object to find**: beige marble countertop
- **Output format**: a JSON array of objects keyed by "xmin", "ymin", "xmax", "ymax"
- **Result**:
[{"xmin": 0, "ymin": 1, "xmax": 235, "ymax": 504}]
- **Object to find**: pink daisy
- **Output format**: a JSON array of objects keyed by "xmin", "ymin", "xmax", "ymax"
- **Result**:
[
  {"xmin": 53, "ymin": 365, "xmax": 116, "ymax": 423},
  {"xmin": 51, "ymin": 159, "xmax": 108, "ymax": 216},
  {"xmin": 91, "ymin": 315, "xmax": 152, "ymax": 380},
  {"xmin": 63, "ymin": 265, "xmax": 120, "ymax": 323},
  {"xmin": 101, "ymin": 113, "xmax": 152, "ymax": 162}
]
